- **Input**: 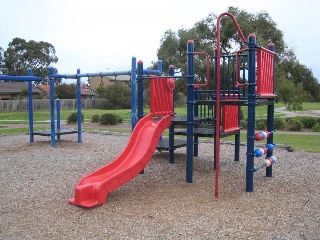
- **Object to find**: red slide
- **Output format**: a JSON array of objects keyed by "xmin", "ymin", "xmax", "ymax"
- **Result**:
[{"xmin": 68, "ymin": 114, "xmax": 171, "ymax": 208}]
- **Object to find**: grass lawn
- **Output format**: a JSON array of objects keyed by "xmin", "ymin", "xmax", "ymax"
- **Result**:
[
  {"xmin": 0, "ymin": 127, "xmax": 49, "ymax": 135},
  {"xmin": 0, "ymin": 125, "xmax": 319, "ymax": 152},
  {"xmin": 0, "ymin": 109, "xmax": 132, "ymax": 122},
  {"xmin": 0, "ymin": 102, "xmax": 319, "ymax": 122},
  {"xmin": 222, "ymin": 133, "xmax": 320, "ymax": 153},
  {"xmin": 1, "ymin": 102, "xmax": 319, "ymax": 152}
]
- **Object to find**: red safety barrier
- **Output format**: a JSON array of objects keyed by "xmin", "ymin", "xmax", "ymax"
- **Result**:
[
  {"xmin": 256, "ymin": 48, "xmax": 276, "ymax": 98},
  {"xmin": 150, "ymin": 77, "xmax": 175, "ymax": 117},
  {"xmin": 222, "ymin": 97, "xmax": 240, "ymax": 133}
]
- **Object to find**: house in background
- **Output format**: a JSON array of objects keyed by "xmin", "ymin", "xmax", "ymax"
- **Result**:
[
  {"xmin": 88, "ymin": 75, "xmax": 131, "ymax": 90},
  {"xmin": 0, "ymin": 82, "xmax": 43, "ymax": 99},
  {"xmin": 37, "ymin": 85, "xmax": 90, "ymax": 99},
  {"xmin": 81, "ymin": 85, "xmax": 98, "ymax": 99},
  {"xmin": 0, "ymin": 81, "xmax": 98, "ymax": 100}
]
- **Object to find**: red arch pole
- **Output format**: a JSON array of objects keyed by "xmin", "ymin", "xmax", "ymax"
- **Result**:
[{"xmin": 215, "ymin": 12, "xmax": 246, "ymax": 198}]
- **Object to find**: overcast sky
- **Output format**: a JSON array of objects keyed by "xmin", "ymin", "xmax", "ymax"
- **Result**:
[{"xmin": 1, "ymin": 0, "xmax": 319, "ymax": 83}]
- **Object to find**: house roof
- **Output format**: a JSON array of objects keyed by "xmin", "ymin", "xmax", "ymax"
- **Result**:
[
  {"xmin": 108, "ymin": 75, "xmax": 131, "ymax": 81},
  {"xmin": 88, "ymin": 75, "xmax": 131, "ymax": 82},
  {"xmin": 37, "ymin": 85, "xmax": 88, "ymax": 95},
  {"xmin": 37, "ymin": 85, "xmax": 50, "ymax": 93},
  {"xmin": 0, "ymin": 82, "xmax": 42, "ymax": 94},
  {"xmin": 88, "ymin": 76, "xmax": 131, "ymax": 90},
  {"xmin": 82, "ymin": 85, "xmax": 98, "ymax": 96}
]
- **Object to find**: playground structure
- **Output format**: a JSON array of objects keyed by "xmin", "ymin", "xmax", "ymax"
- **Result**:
[
  {"xmin": 0, "ymin": 59, "xmax": 163, "ymax": 147},
  {"xmin": 1, "ymin": 12, "xmax": 277, "ymax": 207},
  {"xmin": 0, "ymin": 69, "xmax": 41, "ymax": 143},
  {"xmin": 0, "ymin": 68, "xmax": 83, "ymax": 146},
  {"xmin": 68, "ymin": 12, "xmax": 277, "ymax": 207}
]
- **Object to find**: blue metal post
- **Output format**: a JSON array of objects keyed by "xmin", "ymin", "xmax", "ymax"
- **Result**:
[
  {"xmin": 169, "ymin": 65, "xmax": 175, "ymax": 164},
  {"xmin": 56, "ymin": 98, "xmax": 61, "ymax": 140},
  {"xmin": 49, "ymin": 67, "xmax": 56, "ymax": 147},
  {"xmin": 186, "ymin": 40, "xmax": 195, "ymax": 183},
  {"xmin": 266, "ymin": 42, "xmax": 275, "ymax": 177},
  {"xmin": 246, "ymin": 34, "xmax": 257, "ymax": 192},
  {"xmin": 158, "ymin": 59, "xmax": 163, "ymax": 74},
  {"xmin": 193, "ymin": 87, "xmax": 198, "ymax": 157},
  {"xmin": 137, "ymin": 60, "xmax": 144, "ymax": 121},
  {"xmin": 137, "ymin": 60, "xmax": 144, "ymax": 174},
  {"xmin": 76, "ymin": 68, "xmax": 82, "ymax": 143},
  {"xmin": 131, "ymin": 57, "xmax": 137, "ymax": 130},
  {"xmin": 27, "ymin": 68, "xmax": 34, "ymax": 143},
  {"xmin": 234, "ymin": 115, "xmax": 240, "ymax": 161},
  {"xmin": 234, "ymin": 55, "xmax": 240, "ymax": 162},
  {"xmin": 169, "ymin": 65, "xmax": 175, "ymax": 109}
]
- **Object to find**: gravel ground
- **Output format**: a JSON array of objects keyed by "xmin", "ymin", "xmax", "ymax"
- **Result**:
[{"xmin": 0, "ymin": 132, "xmax": 319, "ymax": 239}]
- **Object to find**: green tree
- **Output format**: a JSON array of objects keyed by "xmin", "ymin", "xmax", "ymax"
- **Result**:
[
  {"xmin": 3, "ymin": 37, "xmax": 60, "ymax": 84},
  {"xmin": 98, "ymin": 84, "xmax": 131, "ymax": 109},
  {"xmin": 55, "ymin": 83, "xmax": 77, "ymax": 99},
  {"xmin": 95, "ymin": 85, "xmax": 105, "ymax": 95},
  {"xmin": 0, "ymin": 47, "xmax": 4, "ymax": 74},
  {"xmin": 154, "ymin": 6, "xmax": 320, "ymax": 103},
  {"xmin": 156, "ymin": 7, "xmax": 285, "ymax": 79},
  {"xmin": 277, "ymin": 49, "xmax": 320, "ymax": 102},
  {"xmin": 276, "ymin": 72, "xmax": 310, "ymax": 111}
]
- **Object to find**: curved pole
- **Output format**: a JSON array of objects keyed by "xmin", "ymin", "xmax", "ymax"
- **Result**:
[
  {"xmin": 215, "ymin": 12, "xmax": 246, "ymax": 198},
  {"xmin": 191, "ymin": 52, "xmax": 211, "ymax": 88},
  {"xmin": 235, "ymin": 48, "xmax": 250, "ymax": 87}
]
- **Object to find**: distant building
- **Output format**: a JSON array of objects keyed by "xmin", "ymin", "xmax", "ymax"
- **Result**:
[
  {"xmin": 0, "ymin": 76, "xmax": 129, "ymax": 100},
  {"xmin": 0, "ymin": 82, "xmax": 42, "ymax": 100},
  {"xmin": 81, "ymin": 85, "xmax": 98, "ymax": 99},
  {"xmin": 37, "ymin": 85, "xmax": 92, "ymax": 99},
  {"xmin": 89, "ymin": 75, "xmax": 131, "ymax": 90}
]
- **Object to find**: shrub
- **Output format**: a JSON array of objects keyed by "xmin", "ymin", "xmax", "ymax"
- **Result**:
[
  {"xmin": 312, "ymin": 123, "xmax": 320, "ymax": 132},
  {"xmin": 116, "ymin": 115, "xmax": 123, "ymax": 124},
  {"xmin": 256, "ymin": 120, "xmax": 266, "ymax": 130},
  {"xmin": 100, "ymin": 113, "xmax": 122, "ymax": 125},
  {"xmin": 297, "ymin": 116, "xmax": 318, "ymax": 129},
  {"xmin": 91, "ymin": 114, "xmax": 100, "ymax": 123},
  {"xmin": 97, "ymin": 84, "xmax": 131, "ymax": 109},
  {"xmin": 274, "ymin": 117, "xmax": 286, "ymax": 130},
  {"xmin": 287, "ymin": 118, "xmax": 303, "ymax": 131},
  {"xmin": 55, "ymin": 83, "xmax": 77, "ymax": 99},
  {"xmin": 240, "ymin": 119, "xmax": 247, "ymax": 129},
  {"xmin": 175, "ymin": 92, "xmax": 187, "ymax": 107},
  {"xmin": 67, "ymin": 112, "xmax": 84, "ymax": 124},
  {"xmin": 284, "ymin": 117, "xmax": 292, "ymax": 123},
  {"xmin": 34, "ymin": 95, "xmax": 44, "ymax": 99}
]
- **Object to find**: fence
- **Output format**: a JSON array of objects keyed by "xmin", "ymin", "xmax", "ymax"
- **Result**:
[{"xmin": 0, "ymin": 99, "xmax": 104, "ymax": 112}]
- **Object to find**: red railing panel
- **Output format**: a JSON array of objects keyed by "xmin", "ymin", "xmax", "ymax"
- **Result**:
[
  {"xmin": 222, "ymin": 97, "xmax": 240, "ymax": 133},
  {"xmin": 150, "ymin": 77, "xmax": 175, "ymax": 117},
  {"xmin": 256, "ymin": 48, "xmax": 275, "ymax": 98}
]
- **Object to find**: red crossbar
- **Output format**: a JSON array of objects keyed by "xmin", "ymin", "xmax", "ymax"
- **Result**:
[
  {"xmin": 150, "ymin": 77, "xmax": 175, "ymax": 117},
  {"xmin": 256, "ymin": 48, "xmax": 276, "ymax": 98}
]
